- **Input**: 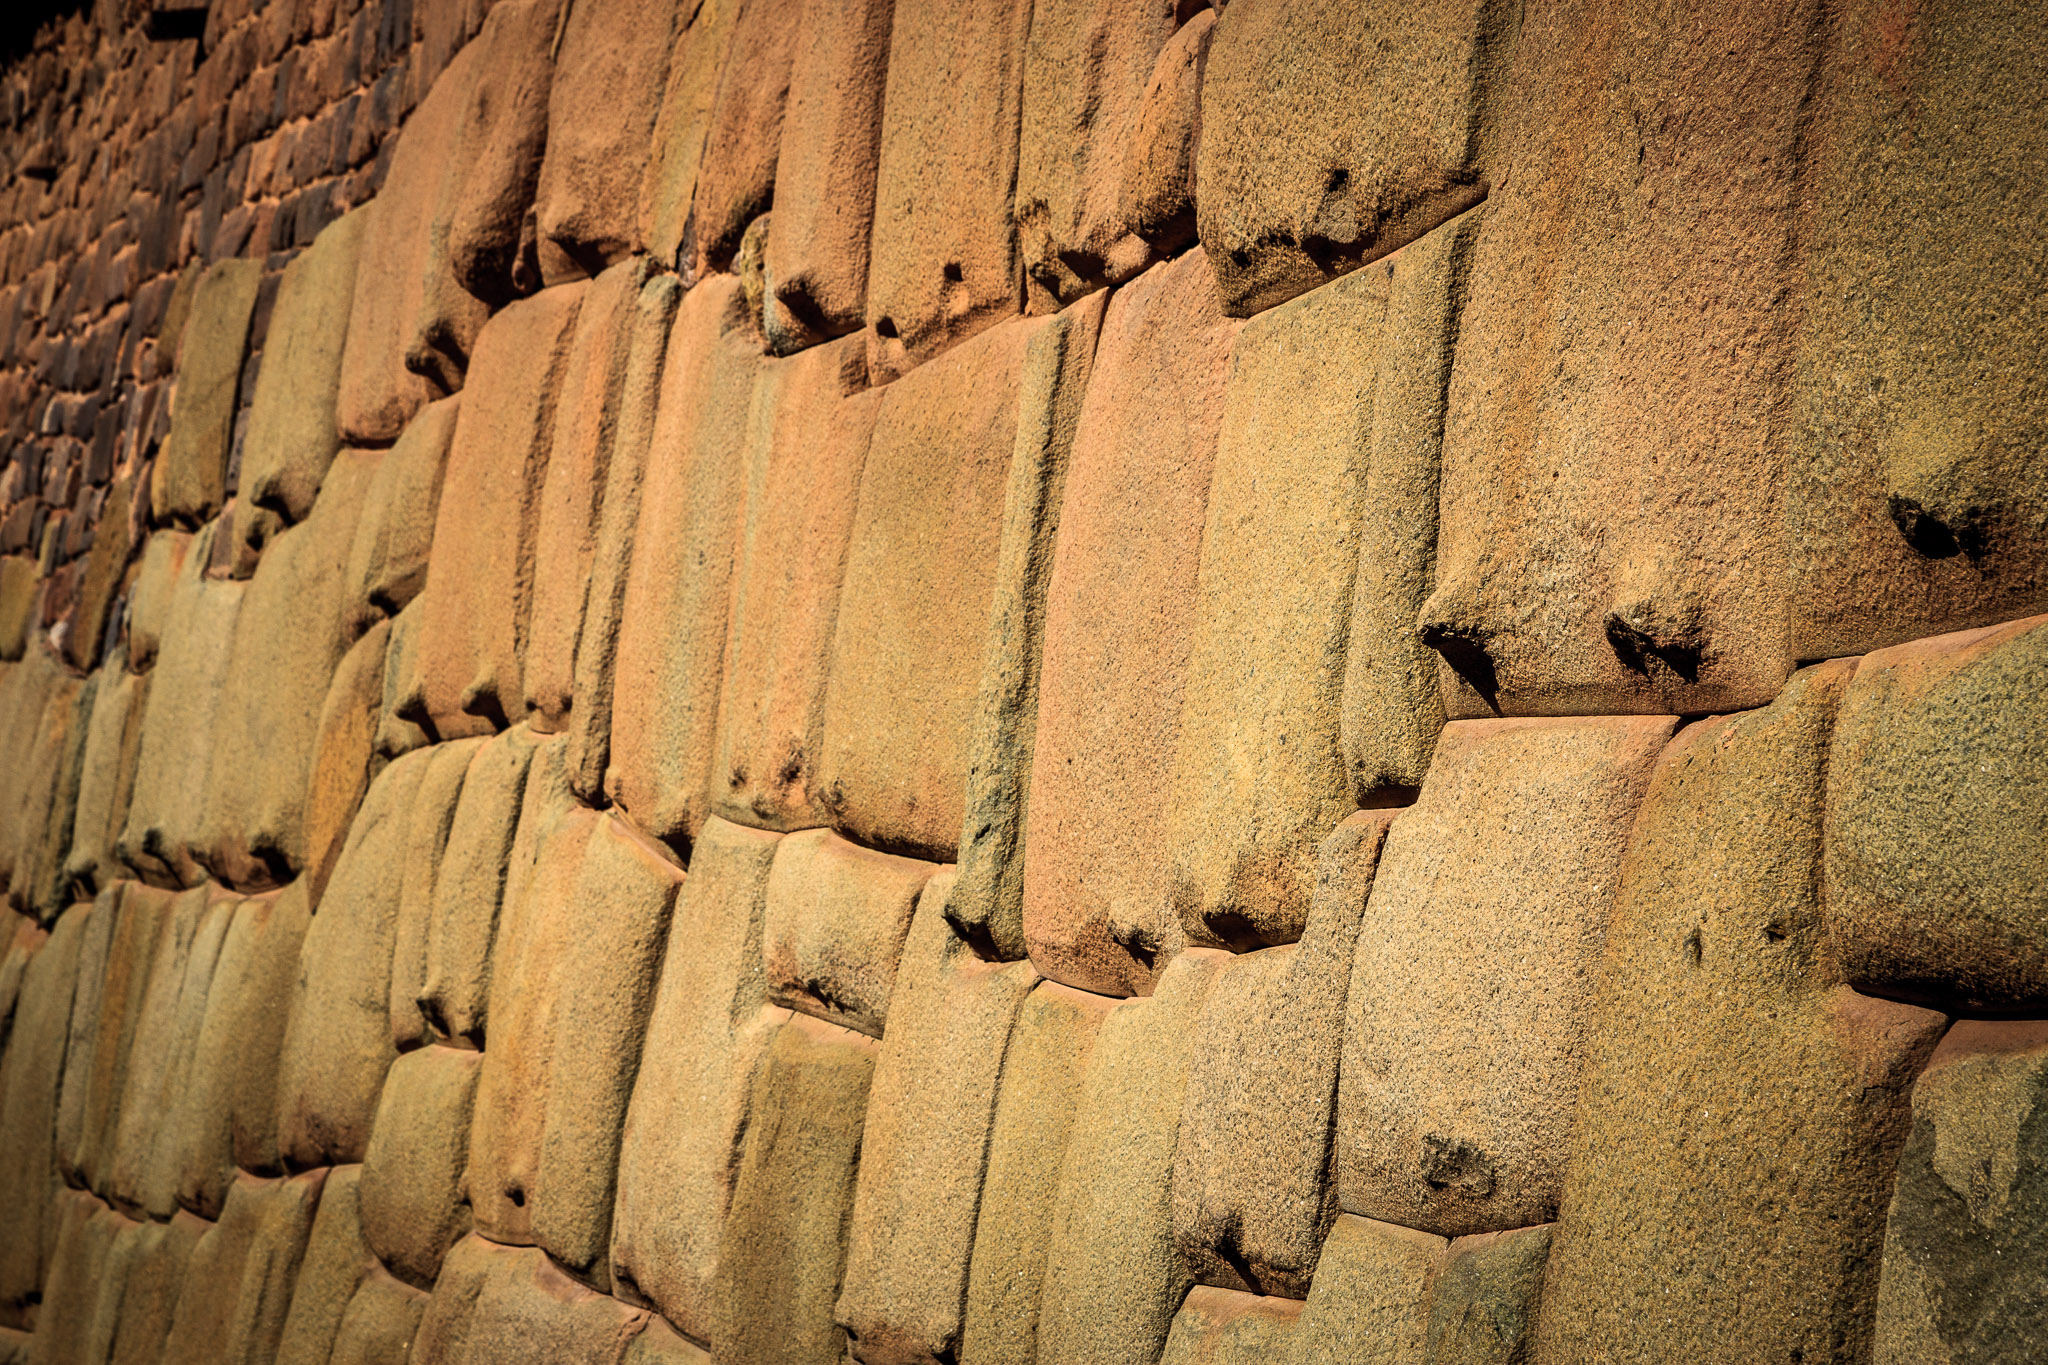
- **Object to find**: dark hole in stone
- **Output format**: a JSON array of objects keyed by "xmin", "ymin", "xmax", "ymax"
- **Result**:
[
  {"xmin": 1888, "ymin": 493, "xmax": 1987, "ymax": 560},
  {"xmin": 875, "ymin": 316, "xmax": 899, "ymax": 340},
  {"xmin": 1419, "ymin": 620, "xmax": 1502, "ymax": 715}
]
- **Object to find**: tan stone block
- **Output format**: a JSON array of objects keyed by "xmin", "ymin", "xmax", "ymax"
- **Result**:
[
  {"xmin": 1158, "ymin": 1286, "xmax": 1302, "ymax": 1365},
  {"xmin": 640, "ymin": 0, "xmax": 742, "ymax": 270},
  {"xmin": 239, "ymin": 206, "xmax": 366, "ymax": 526},
  {"xmin": 1022, "ymin": 248, "xmax": 1240, "ymax": 994},
  {"xmin": 1338, "ymin": 716, "xmax": 1674, "ymax": 1236},
  {"xmin": 138, "ymin": 890, "xmax": 236, "ymax": 1221},
  {"xmin": 446, "ymin": 0, "xmax": 562, "ymax": 308},
  {"xmin": 274, "ymin": 1163, "xmax": 371, "ymax": 1365},
  {"xmin": 360, "ymin": 1043, "xmax": 481, "ymax": 1288},
  {"xmin": 61, "ymin": 472, "xmax": 135, "ymax": 673},
  {"xmin": 8, "ymin": 667, "xmax": 89, "ymax": 918},
  {"xmin": 713, "ymin": 1012, "xmax": 877, "ymax": 1365},
  {"xmin": 28, "ymin": 1190, "xmax": 121, "ymax": 1365},
  {"xmin": 761, "ymin": 828, "xmax": 933, "ymax": 1039},
  {"xmin": 102, "ymin": 885, "xmax": 207, "ymax": 1211},
  {"xmin": 101, "ymin": 1211, "xmax": 205, "ymax": 1365},
  {"xmin": 68, "ymin": 883, "xmax": 170, "ymax": 1199},
  {"xmin": 123, "ymin": 529, "xmax": 191, "ymax": 674},
  {"xmin": 1174, "ymin": 810, "xmax": 1393, "ymax": 1298},
  {"xmin": 626, "ymin": 1318, "xmax": 712, "ymax": 1364},
  {"xmin": 1427, "ymin": 1225, "xmax": 1551, "ymax": 1364},
  {"xmin": 343, "ymin": 397, "xmax": 459, "ymax": 637},
  {"xmin": 1120, "ymin": 11, "xmax": 1213, "ymax": 257},
  {"xmin": 1790, "ymin": 0, "xmax": 2048, "ymax": 659},
  {"xmin": 65, "ymin": 655, "xmax": 149, "ymax": 897},
  {"xmin": 326, "ymin": 1263, "xmax": 429, "ymax": 1365},
  {"xmin": 155, "ymin": 257, "xmax": 260, "ymax": 525},
  {"xmin": 688, "ymin": 0, "xmax": 797, "ymax": 275},
  {"xmin": 1292, "ymin": 1213, "xmax": 1442, "ymax": 1364},
  {"xmin": 0, "ymin": 555, "xmax": 34, "ymax": 662},
  {"xmin": 1536, "ymin": 661, "xmax": 1947, "ymax": 1361},
  {"xmin": 1823, "ymin": 615, "xmax": 2048, "ymax": 1011},
  {"xmin": 1037, "ymin": 949, "xmax": 1226, "ymax": 1365},
  {"xmin": 54, "ymin": 885, "xmax": 122, "ymax": 1186},
  {"xmin": 611, "ymin": 816, "xmax": 785, "ymax": 1339},
  {"xmin": 760, "ymin": 0, "xmax": 891, "ymax": 351},
  {"xmin": 416, "ymin": 1236, "xmax": 650, "ymax": 1364},
  {"xmin": 378, "ymin": 601, "xmax": 435, "ymax": 761},
  {"xmin": 837, "ymin": 876, "xmax": 1039, "ymax": 1363},
  {"xmin": 0, "ymin": 654, "xmax": 69, "ymax": 898},
  {"xmin": 863, "ymin": 0, "xmax": 1030, "ymax": 381},
  {"xmin": 389, "ymin": 737, "xmax": 484, "ymax": 1052},
  {"xmin": 607, "ymin": 276, "xmax": 758, "ymax": 851},
  {"xmin": 416, "ymin": 284, "xmax": 585, "ymax": 737},
  {"xmin": 160, "ymin": 1168, "xmax": 326, "ymax": 1365},
  {"xmin": 420, "ymin": 727, "xmax": 538, "ymax": 1045},
  {"xmin": 303, "ymin": 621, "xmax": 390, "ymax": 907}
]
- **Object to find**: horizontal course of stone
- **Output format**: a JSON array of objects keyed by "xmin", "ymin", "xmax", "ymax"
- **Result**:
[{"xmin": 0, "ymin": 0, "xmax": 2043, "ymax": 1362}]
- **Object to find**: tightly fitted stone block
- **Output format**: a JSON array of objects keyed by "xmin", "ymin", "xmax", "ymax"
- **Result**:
[
  {"xmin": 1421, "ymin": 0, "xmax": 1815, "ymax": 718},
  {"xmin": 627, "ymin": 1319, "xmax": 714, "ymax": 1364},
  {"xmin": 8, "ymin": 668, "xmax": 91, "ymax": 917},
  {"xmin": 864, "ymin": 0, "xmax": 1031, "ymax": 381},
  {"xmin": 274, "ymin": 1164, "xmax": 371, "ymax": 1365},
  {"xmin": 1536, "ymin": 662, "xmax": 1948, "ymax": 1362},
  {"xmin": 1158, "ymin": 1286, "xmax": 1302, "ymax": 1365},
  {"xmin": 124, "ymin": 529, "xmax": 191, "ymax": 674},
  {"xmin": 611, "ymin": 816, "xmax": 785, "ymax": 1340},
  {"xmin": 1121, "ymin": 11, "xmax": 1214, "ymax": 259},
  {"xmin": 97, "ymin": 1211, "xmax": 206, "ymax": 1365},
  {"xmin": 159, "ymin": 1168, "xmax": 326, "ymax": 1365},
  {"xmin": 61, "ymin": 471, "xmax": 136, "ymax": 674},
  {"xmin": 360, "ymin": 1043, "xmax": 481, "ymax": 1288},
  {"xmin": 410, "ymin": 1235, "xmax": 649, "ymax": 1365},
  {"xmin": 326, "ymin": 1264, "xmax": 429, "ymax": 1365},
  {"xmin": 420, "ymin": 727, "xmax": 536, "ymax": 1045},
  {"xmin": 959, "ymin": 979, "xmax": 1119, "ymax": 1365},
  {"xmin": 344, "ymin": 396, "xmax": 459, "ymax": 634},
  {"xmin": 27, "ymin": 1191, "xmax": 120, "ymax": 1365},
  {"xmin": 0, "ymin": 556, "xmax": 33, "ymax": 662},
  {"xmin": 1291, "ymin": 1214, "xmax": 1442, "ymax": 1363},
  {"xmin": 54, "ymin": 884, "xmax": 122, "ymax": 1185},
  {"xmin": 303, "ymin": 622, "xmax": 390, "ymax": 905},
  {"xmin": 67, "ymin": 883, "xmax": 170, "ymax": 1198},
  {"xmin": 688, "ymin": 0, "xmax": 797, "ymax": 273},
  {"xmin": 154, "ymin": 256, "xmax": 260, "ymax": 526},
  {"xmin": 837, "ymin": 875, "xmax": 1040, "ymax": 1363},
  {"xmin": 640, "ymin": 0, "xmax": 743, "ymax": 269},
  {"xmin": 1823, "ymin": 615, "xmax": 2048, "ymax": 1012},
  {"xmin": 1338, "ymin": 716, "xmax": 1674, "ymax": 1236},
  {"xmin": 607, "ymin": 276, "xmax": 758, "ymax": 850},
  {"xmin": 446, "ymin": 0, "xmax": 561, "ymax": 307},
  {"xmin": 714, "ymin": 1012, "xmax": 877, "ymax": 1365},
  {"xmin": 1174, "ymin": 810, "xmax": 1393, "ymax": 1298},
  {"xmin": 1790, "ymin": 0, "xmax": 2048, "ymax": 658},
  {"xmin": 1197, "ymin": 0, "xmax": 1504, "ymax": 316},
  {"xmin": 139, "ymin": 891, "xmax": 237, "ymax": 1219},
  {"xmin": 379, "ymin": 603, "xmax": 435, "ymax": 761},
  {"xmin": 1038, "ymin": 949, "xmax": 1226, "ymax": 1365},
  {"xmin": 1023, "ymin": 248, "xmax": 1240, "ymax": 995},
  {"xmin": 0, "ymin": 905, "xmax": 85, "ymax": 1324},
  {"xmin": 416, "ymin": 285, "xmax": 585, "ymax": 737},
  {"xmin": 1874, "ymin": 1020, "xmax": 2048, "ymax": 1362},
  {"xmin": 761, "ymin": 827, "xmax": 934, "ymax": 1039},
  {"xmin": 390, "ymin": 737, "xmax": 483, "ymax": 1052},
  {"xmin": 239, "ymin": 207, "xmax": 365, "ymax": 526}
]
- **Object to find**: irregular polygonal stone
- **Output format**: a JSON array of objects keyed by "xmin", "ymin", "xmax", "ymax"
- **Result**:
[
  {"xmin": 761, "ymin": 827, "xmax": 933, "ymax": 1038},
  {"xmin": 69, "ymin": 883, "xmax": 170, "ymax": 1199},
  {"xmin": 1174, "ymin": 810, "xmax": 1393, "ymax": 1298},
  {"xmin": 274, "ymin": 1164, "xmax": 371, "ymax": 1365},
  {"xmin": 611, "ymin": 816, "xmax": 785, "ymax": 1339},
  {"xmin": 303, "ymin": 622, "xmax": 390, "ymax": 905},
  {"xmin": 446, "ymin": 0, "xmax": 562, "ymax": 308},
  {"xmin": 1292, "ymin": 1214, "xmax": 1443, "ymax": 1363},
  {"xmin": 688, "ymin": 0, "xmax": 797, "ymax": 274},
  {"xmin": 1537, "ymin": 661, "xmax": 1948, "ymax": 1361},
  {"xmin": 326, "ymin": 1264, "xmax": 430, "ymax": 1365},
  {"xmin": 1338, "ymin": 715, "xmax": 1674, "ymax": 1236},
  {"xmin": 1790, "ymin": 0, "xmax": 2048, "ymax": 659},
  {"xmin": 1823, "ymin": 615, "xmax": 2048, "ymax": 1012},
  {"xmin": 1158, "ymin": 1286, "xmax": 1302, "ymax": 1365},
  {"xmin": 606, "ymin": 276, "xmax": 758, "ymax": 851},
  {"xmin": 160, "ymin": 1169, "xmax": 326, "ymax": 1365},
  {"xmin": 416, "ymin": 285, "xmax": 585, "ymax": 738},
  {"xmin": 411, "ymin": 1235, "xmax": 649, "ymax": 1365},
  {"xmin": 1427, "ymin": 1225, "xmax": 1551, "ymax": 1364},
  {"xmin": 360, "ymin": 1043, "xmax": 481, "ymax": 1289},
  {"xmin": 390, "ymin": 737, "xmax": 483, "ymax": 1052},
  {"xmin": 714, "ymin": 1012, "xmax": 877, "ymax": 1365},
  {"xmin": 420, "ymin": 727, "xmax": 537, "ymax": 1045},
  {"xmin": 1022, "ymin": 248, "xmax": 1240, "ymax": 994},
  {"xmin": 1120, "ymin": 10, "xmax": 1214, "ymax": 257},
  {"xmin": 239, "ymin": 207, "xmax": 366, "ymax": 526},
  {"xmin": 640, "ymin": 0, "xmax": 744, "ymax": 269},
  {"xmin": 1037, "ymin": 949, "xmax": 1226, "ymax": 1365},
  {"xmin": 0, "ymin": 905, "xmax": 85, "ymax": 1324},
  {"xmin": 344, "ymin": 397, "xmax": 459, "ymax": 636},
  {"xmin": 155, "ymin": 256, "xmax": 260, "ymax": 526},
  {"xmin": 837, "ymin": 875, "xmax": 1039, "ymax": 1363},
  {"xmin": 863, "ymin": 0, "xmax": 1030, "ymax": 381}
]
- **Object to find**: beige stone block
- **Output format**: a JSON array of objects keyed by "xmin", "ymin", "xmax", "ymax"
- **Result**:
[
  {"xmin": 389, "ymin": 736, "xmax": 483, "ymax": 1052},
  {"xmin": 360, "ymin": 1043, "xmax": 481, "ymax": 1288},
  {"xmin": 0, "ymin": 555, "xmax": 34, "ymax": 662},
  {"xmin": 687, "ymin": 0, "xmax": 797, "ymax": 275},
  {"xmin": 1427, "ymin": 1225, "xmax": 1551, "ymax": 1364},
  {"xmin": 377, "ymin": 601, "xmax": 434, "ymax": 762},
  {"xmin": 445, "ymin": 0, "xmax": 561, "ymax": 308},
  {"xmin": 8, "ymin": 666, "xmax": 90, "ymax": 918},
  {"xmin": 68, "ymin": 883, "xmax": 170, "ymax": 1199},
  {"xmin": 410, "ymin": 1235, "xmax": 649, "ymax": 1365},
  {"xmin": 61, "ymin": 471, "xmax": 136, "ymax": 674},
  {"xmin": 420, "ymin": 727, "xmax": 537, "ymax": 1045},
  {"xmin": 640, "ymin": 0, "xmax": 742, "ymax": 270},
  {"xmin": 139, "ymin": 889, "xmax": 236, "ymax": 1220},
  {"xmin": 326, "ymin": 1264, "xmax": 429, "ymax": 1365},
  {"xmin": 626, "ymin": 1318, "xmax": 713, "ymax": 1364},
  {"xmin": 159, "ymin": 1168, "xmax": 326, "ymax": 1365},
  {"xmin": 27, "ymin": 1190, "xmax": 121, "ymax": 1365},
  {"xmin": 1157, "ymin": 1285, "xmax": 1302, "ymax": 1365},
  {"xmin": 63, "ymin": 652, "xmax": 148, "ymax": 897},
  {"xmin": 155, "ymin": 257, "xmax": 260, "ymax": 526},
  {"xmin": 761, "ymin": 827, "xmax": 934, "ymax": 1039},
  {"xmin": 274, "ymin": 1164, "xmax": 371, "ymax": 1365},
  {"xmin": 1292, "ymin": 1213, "xmax": 1443, "ymax": 1364},
  {"xmin": 98, "ymin": 1211, "xmax": 205, "ymax": 1365},
  {"xmin": 343, "ymin": 397, "xmax": 460, "ymax": 637},
  {"xmin": 1120, "ymin": 10, "xmax": 1213, "ymax": 258},
  {"xmin": 123, "ymin": 529, "xmax": 191, "ymax": 674},
  {"xmin": 54, "ymin": 884, "xmax": 122, "ymax": 1186},
  {"xmin": 303, "ymin": 621, "xmax": 390, "ymax": 907}
]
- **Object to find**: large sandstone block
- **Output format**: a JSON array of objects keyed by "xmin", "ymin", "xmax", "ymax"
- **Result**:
[
  {"xmin": 67, "ymin": 883, "xmax": 170, "ymax": 1199},
  {"xmin": 713, "ymin": 1012, "xmax": 877, "ymax": 1365},
  {"xmin": 274, "ymin": 1163, "xmax": 371, "ymax": 1365},
  {"xmin": 606, "ymin": 276, "xmax": 758, "ymax": 850},
  {"xmin": 1290, "ymin": 1214, "xmax": 1442, "ymax": 1363},
  {"xmin": 154, "ymin": 256, "xmax": 260, "ymax": 526},
  {"xmin": 415, "ymin": 285, "xmax": 585, "ymax": 738},
  {"xmin": 712, "ymin": 333, "xmax": 874, "ymax": 831},
  {"xmin": 100, "ymin": 1211, "xmax": 206, "ymax": 1365},
  {"xmin": 326, "ymin": 1264, "xmax": 430, "ymax": 1365},
  {"xmin": 420, "ymin": 727, "xmax": 536, "ymax": 1045},
  {"xmin": 389, "ymin": 737, "xmax": 484, "ymax": 1052},
  {"xmin": 360, "ymin": 1043, "xmax": 481, "ymax": 1288},
  {"xmin": 1158, "ymin": 1286, "xmax": 1302, "ymax": 1365},
  {"xmin": 9, "ymin": 667, "xmax": 91, "ymax": 917},
  {"xmin": 54, "ymin": 884, "xmax": 122, "ymax": 1186},
  {"xmin": 138, "ymin": 890, "xmax": 237, "ymax": 1220},
  {"xmin": 0, "ymin": 905, "xmax": 86, "ymax": 1325},
  {"xmin": 159, "ymin": 1168, "xmax": 326, "ymax": 1365},
  {"xmin": 302, "ymin": 621, "xmax": 390, "ymax": 905},
  {"xmin": 0, "ymin": 556, "xmax": 34, "ymax": 661},
  {"xmin": 28, "ymin": 1190, "xmax": 121, "ymax": 1365},
  {"xmin": 123, "ymin": 529, "xmax": 191, "ymax": 673},
  {"xmin": 863, "ymin": 0, "xmax": 1031, "ymax": 381},
  {"xmin": 761, "ymin": 827, "xmax": 934, "ymax": 1039},
  {"xmin": 1420, "ymin": 0, "xmax": 1817, "ymax": 718},
  {"xmin": 687, "ymin": 0, "xmax": 797, "ymax": 275},
  {"xmin": 1823, "ymin": 615, "xmax": 2048, "ymax": 1012},
  {"xmin": 1535, "ymin": 662, "xmax": 1949, "ymax": 1361},
  {"xmin": 1789, "ymin": 0, "xmax": 2048, "ymax": 658},
  {"xmin": 611, "ymin": 816, "xmax": 786, "ymax": 1339},
  {"xmin": 343, "ymin": 396, "xmax": 459, "ymax": 635},
  {"xmin": 1174, "ymin": 810, "xmax": 1393, "ymax": 1298},
  {"xmin": 1426, "ymin": 1224, "xmax": 1552, "ymax": 1363},
  {"xmin": 640, "ymin": 0, "xmax": 743, "ymax": 270},
  {"xmin": 1037, "ymin": 949, "xmax": 1226, "ymax": 1365},
  {"xmin": 411, "ymin": 1235, "xmax": 649, "ymax": 1365},
  {"xmin": 1022, "ymin": 248, "xmax": 1239, "ymax": 995},
  {"xmin": 837, "ymin": 875, "xmax": 1040, "ymax": 1363},
  {"xmin": 446, "ymin": 0, "xmax": 562, "ymax": 308},
  {"xmin": 61, "ymin": 471, "xmax": 136, "ymax": 674},
  {"xmin": 1337, "ymin": 716, "xmax": 1674, "ymax": 1236}
]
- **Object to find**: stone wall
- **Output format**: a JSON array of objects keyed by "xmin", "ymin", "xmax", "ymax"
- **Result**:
[{"xmin": 0, "ymin": 0, "xmax": 2043, "ymax": 1361}]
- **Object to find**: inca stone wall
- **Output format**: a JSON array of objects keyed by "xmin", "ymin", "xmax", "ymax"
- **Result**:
[{"xmin": 0, "ymin": 0, "xmax": 2043, "ymax": 1361}]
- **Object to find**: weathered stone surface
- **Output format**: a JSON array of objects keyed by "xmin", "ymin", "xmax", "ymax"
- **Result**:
[
  {"xmin": 65, "ymin": 623, "xmax": 144, "ymax": 887},
  {"xmin": 390, "ymin": 737, "xmax": 483, "ymax": 1052},
  {"xmin": 1428, "ymin": 1225, "xmax": 1551, "ymax": 1364},
  {"xmin": 379, "ymin": 602, "xmax": 435, "ymax": 761},
  {"xmin": 155, "ymin": 256, "xmax": 260, "ymax": 525},
  {"xmin": 416, "ymin": 285, "xmax": 585, "ymax": 738},
  {"xmin": 1038, "ymin": 949, "xmax": 1226, "ymax": 1365},
  {"xmin": 28, "ymin": 1191, "xmax": 120, "ymax": 1365},
  {"xmin": 611, "ymin": 815, "xmax": 785, "ymax": 1339},
  {"xmin": 124, "ymin": 529, "xmax": 191, "ymax": 673},
  {"xmin": 159, "ymin": 1168, "xmax": 325, "ymax": 1365},
  {"xmin": 0, "ymin": 656, "xmax": 71, "ymax": 902},
  {"xmin": 537, "ymin": 0, "xmax": 681, "ymax": 276},
  {"xmin": 958, "ymin": 979, "xmax": 1118, "ymax": 1365},
  {"xmin": 688, "ymin": 0, "xmax": 797, "ymax": 274},
  {"xmin": 0, "ymin": 556, "xmax": 34, "ymax": 661},
  {"xmin": 1014, "ymin": 0, "xmax": 1171, "ymax": 308},
  {"xmin": 530, "ymin": 814, "xmax": 683, "ymax": 1287},
  {"xmin": 1175, "ymin": 809, "xmax": 1393, "ymax": 1298},
  {"xmin": 1158, "ymin": 1286, "xmax": 1302, "ymax": 1365},
  {"xmin": 446, "ymin": 0, "xmax": 562, "ymax": 308},
  {"xmin": 69, "ymin": 883, "xmax": 170, "ymax": 1199},
  {"xmin": 274, "ymin": 1164, "xmax": 371, "ymax": 1365},
  {"xmin": 326, "ymin": 1264, "xmax": 430, "ymax": 1365},
  {"xmin": 411, "ymin": 1235, "xmax": 648, "ymax": 1365},
  {"xmin": 1537, "ymin": 661, "xmax": 1949, "ymax": 1362},
  {"xmin": 641, "ymin": 0, "xmax": 743, "ymax": 270},
  {"xmin": 344, "ymin": 397, "xmax": 459, "ymax": 635},
  {"xmin": 1121, "ymin": 10, "xmax": 1214, "ymax": 256},
  {"xmin": 1023, "ymin": 249, "xmax": 1240, "ymax": 994},
  {"xmin": 139, "ymin": 890, "xmax": 235, "ymax": 1220},
  {"xmin": 1874, "ymin": 1020, "xmax": 2048, "ymax": 1363},
  {"xmin": 100, "ymin": 1211, "xmax": 205, "ymax": 1365},
  {"xmin": 627, "ymin": 1319, "xmax": 713, "ymax": 1364},
  {"xmin": 761, "ymin": 0, "xmax": 891, "ymax": 352},
  {"xmin": 7, "ymin": 667, "xmax": 89, "ymax": 917},
  {"xmin": 761, "ymin": 827, "xmax": 934, "ymax": 1039},
  {"xmin": 714, "ymin": 1012, "xmax": 877, "ymax": 1365},
  {"xmin": 1823, "ymin": 615, "xmax": 2048, "ymax": 1012},
  {"xmin": 54, "ymin": 884, "xmax": 121, "ymax": 1185},
  {"xmin": 1420, "ymin": 0, "xmax": 1815, "ymax": 719},
  {"xmin": 360, "ymin": 1043, "xmax": 481, "ymax": 1288},
  {"xmin": 864, "ymin": 0, "xmax": 1031, "ymax": 381},
  {"xmin": 606, "ymin": 276, "xmax": 758, "ymax": 851},
  {"xmin": 61, "ymin": 472, "xmax": 135, "ymax": 673},
  {"xmin": 1338, "ymin": 716, "xmax": 1674, "ymax": 1236},
  {"xmin": 1790, "ymin": 0, "xmax": 2048, "ymax": 659},
  {"xmin": 239, "ymin": 207, "xmax": 365, "ymax": 526},
  {"xmin": 303, "ymin": 621, "xmax": 390, "ymax": 905},
  {"xmin": 0, "ymin": 905, "xmax": 85, "ymax": 1322},
  {"xmin": 710, "ymin": 333, "xmax": 874, "ymax": 830},
  {"xmin": 420, "ymin": 727, "xmax": 537, "ymax": 1045},
  {"xmin": 1292, "ymin": 1214, "xmax": 1442, "ymax": 1364},
  {"xmin": 837, "ymin": 874, "xmax": 1039, "ymax": 1363}
]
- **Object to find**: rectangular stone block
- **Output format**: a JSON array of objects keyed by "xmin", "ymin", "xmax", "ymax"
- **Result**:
[
  {"xmin": 360, "ymin": 1042, "xmax": 481, "ymax": 1288},
  {"xmin": 1338, "ymin": 715, "xmax": 1674, "ymax": 1236},
  {"xmin": 639, "ymin": 0, "xmax": 743, "ymax": 270},
  {"xmin": 326, "ymin": 1263, "xmax": 430, "ymax": 1365},
  {"xmin": 68, "ymin": 882, "xmax": 170, "ymax": 1199},
  {"xmin": 687, "ymin": 0, "xmax": 797, "ymax": 275},
  {"xmin": 343, "ymin": 396, "xmax": 459, "ymax": 635},
  {"xmin": 389, "ymin": 736, "xmax": 483, "ymax": 1052},
  {"xmin": 0, "ymin": 904, "xmax": 86, "ymax": 1324},
  {"xmin": 53, "ymin": 884, "xmax": 122, "ymax": 1186},
  {"xmin": 1158, "ymin": 1286, "xmax": 1302, "ymax": 1365},
  {"xmin": 99, "ymin": 1210, "xmax": 206, "ymax": 1365},
  {"xmin": 274, "ymin": 1163, "xmax": 371, "ymax": 1365},
  {"xmin": 303, "ymin": 621, "xmax": 391, "ymax": 906},
  {"xmin": 420, "ymin": 727, "xmax": 537, "ymax": 1045},
  {"xmin": 155, "ymin": 256, "xmax": 260, "ymax": 525},
  {"xmin": 761, "ymin": 827, "xmax": 934, "ymax": 1039},
  {"xmin": 159, "ymin": 1168, "xmax": 325, "ymax": 1365},
  {"xmin": 411, "ymin": 1235, "xmax": 649, "ymax": 1365},
  {"xmin": 1291, "ymin": 1214, "xmax": 1442, "ymax": 1363},
  {"xmin": 137, "ymin": 889, "xmax": 236, "ymax": 1220},
  {"xmin": 29, "ymin": 1190, "xmax": 122, "ymax": 1365},
  {"xmin": 124, "ymin": 529, "xmax": 191, "ymax": 674},
  {"xmin": 445, "ymin": 0, "xmax": 561, "ymax": 308}
]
